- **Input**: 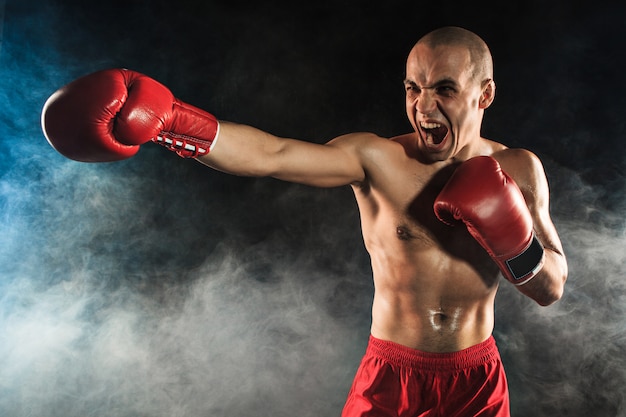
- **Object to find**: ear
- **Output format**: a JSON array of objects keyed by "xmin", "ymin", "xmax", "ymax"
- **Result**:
[{"xmin": 479, "ymin": 79, "xmax": 496, "ymax": 109}]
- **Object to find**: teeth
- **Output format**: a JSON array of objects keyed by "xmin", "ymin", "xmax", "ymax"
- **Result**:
[{"xmin": 420, "ymin": 121, "xmax": 441, "ymax": 129}]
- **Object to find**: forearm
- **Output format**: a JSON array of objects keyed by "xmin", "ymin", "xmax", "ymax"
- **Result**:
[{"xmin": 197, "ymin": 121, "xmax": 285, "ymax": 177}]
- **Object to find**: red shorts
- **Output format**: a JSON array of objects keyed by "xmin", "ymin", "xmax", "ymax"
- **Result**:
[{"xmin": 341, "ymin": 335, "xmax": 510, "ymax": 417}]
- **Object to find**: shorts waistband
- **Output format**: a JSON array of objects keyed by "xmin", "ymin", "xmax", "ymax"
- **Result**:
[{"xmin": 366, "ymin": 335, "xmax": 500, "ymax": 372}]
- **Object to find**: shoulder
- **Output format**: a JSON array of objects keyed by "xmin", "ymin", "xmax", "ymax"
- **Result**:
[
  {"xmin": 328, "ymin": 132, "xmax": 416, "ymax": 186},
  {"xmin": 492, "ymin": 148, "xmax": 545, "ymax": 180},
  {"xmin": 327, "ymin": 131, "xmax": 391, "ymax": 147},
  {"xmin": 327, "ymin": 131, "xmax": 403, "ymax": 158},
  {"xmin": 492, "ymin": 147, "xmax": 550, "ymax": 206}
]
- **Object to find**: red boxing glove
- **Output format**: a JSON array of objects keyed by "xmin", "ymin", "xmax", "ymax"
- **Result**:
[
  {"xmin": 434, "ymin": 156, "xmax": 544, "ymax": 285},
  {"xmin": 41, "ymin": 68, "xmax": 219, "ymax": 162}
]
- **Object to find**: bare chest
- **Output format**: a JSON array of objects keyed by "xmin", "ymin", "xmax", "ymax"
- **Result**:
[{"xmin": 355, "ymin": 161, "xmax": 455, "ymax": 244}]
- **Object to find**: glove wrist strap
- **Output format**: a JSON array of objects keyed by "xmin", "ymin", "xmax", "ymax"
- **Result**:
[
  {"xmin": 502, "ymin": 234, "xmax": 545, "ymax": 285},
  {"xmin": 153, "ymin": 122, "xmax": 220, "ymax": 158},
  {"xmin": 152, "ymin": 100, "xmax": 220, "ymax": 158}
]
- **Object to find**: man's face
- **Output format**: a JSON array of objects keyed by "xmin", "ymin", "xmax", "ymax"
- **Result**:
[{"xmin": 404, "ymin": 43, "xmax": 487, "ymax": 162}]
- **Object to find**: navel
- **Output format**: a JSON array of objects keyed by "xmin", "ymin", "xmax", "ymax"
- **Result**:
[{"xmin": 428, "ymin": 308, "xmax": 461, "ymax": 332}]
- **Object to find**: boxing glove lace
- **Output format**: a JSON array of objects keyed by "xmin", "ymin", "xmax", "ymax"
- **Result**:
[
  {"xmin": 433, "ymin": 156, "xmax": 544, "ymax": 285},
  {"xmin": 41, "ymin": 68, "xmax": 219, "ymax": 162}
]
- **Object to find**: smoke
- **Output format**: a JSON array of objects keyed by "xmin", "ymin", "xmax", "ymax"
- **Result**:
[
  {"xmin": 0, "ymin": 225, "xmax": 368, "ymax": 417},
  {"xmin": 1, "ymin": 1, "xmax": 626, "ymax": 416},
  {"xmin": 0, "ymin": 114, "xmax": 371, "ymax": 415},
  {"xmin": 493, "ymin": 159, "xmax": 626, "ymax": 416}
]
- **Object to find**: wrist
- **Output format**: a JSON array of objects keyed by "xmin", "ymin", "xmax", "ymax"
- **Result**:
[
  {"xmin": 500, "ymin": 233, "xmax": 545, "ymax": 285},
  {"xmin": 152, "ymin": 100, "xmax": 220, "ymax": 158}
]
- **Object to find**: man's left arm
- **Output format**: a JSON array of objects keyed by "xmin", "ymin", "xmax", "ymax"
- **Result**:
[
  {"xmin": 500, "ymin": 149, "xmax": 568, "ymax": 306},
  {"xmin": 433, "ymin": 149, "xmax": 568, "ymax": 306}
]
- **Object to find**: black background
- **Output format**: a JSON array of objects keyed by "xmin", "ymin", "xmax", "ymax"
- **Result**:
[{"xmin": 1, "ymin": 1, "xmax": 625, "ymax": 416}]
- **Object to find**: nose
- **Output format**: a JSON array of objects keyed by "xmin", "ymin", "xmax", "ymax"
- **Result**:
[{"xmin": 416, "ymin": 89, "xmax": 436, "ymax": 115}]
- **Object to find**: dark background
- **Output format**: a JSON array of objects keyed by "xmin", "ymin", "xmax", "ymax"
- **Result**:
[{"xmin": 1, "ymin": 0, "xmax": 625, "ymax": 416}]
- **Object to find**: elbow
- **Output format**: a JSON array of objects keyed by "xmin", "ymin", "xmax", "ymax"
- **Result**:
[
  {"xmin": 534, "ymin": 271, "xmax": 568, "ymax": 307},
  {"xmin": 533, "ymin": 252, "xmax": 568, "ymax": 306},
  {"xmin": 535, "ymin": 284, "xmax": 563, "ymax": 306}
]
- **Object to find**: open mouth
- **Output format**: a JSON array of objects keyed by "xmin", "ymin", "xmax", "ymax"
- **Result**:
[{"xmin": 419, "ymin": 121, "xmax": 449, "ymax": 147}]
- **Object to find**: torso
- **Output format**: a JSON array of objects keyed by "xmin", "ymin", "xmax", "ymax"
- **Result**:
[{"xmin": 352, "ymin": 132, "xmax": 507, "ymax": 352}]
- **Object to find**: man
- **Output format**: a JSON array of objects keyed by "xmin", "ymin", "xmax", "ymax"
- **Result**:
[{"xmin": 42, "ymin": 26, "xmax": 567, "ymax": 416}]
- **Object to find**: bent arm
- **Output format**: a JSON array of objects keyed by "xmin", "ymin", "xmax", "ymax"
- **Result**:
[
  {"xmin": 500, "ymin": 150, "xmax": 568, "ymax": 306},
  {"xmin": 197, "ymin": 121, "xmax": 369, "ymax": 188}
]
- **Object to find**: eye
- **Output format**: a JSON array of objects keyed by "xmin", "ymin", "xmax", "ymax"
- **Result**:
[
  {"xmin": 436, "ymin": 86, "xmax": 455, "ymax": 96},
  {"xmin": 405, "ymin": 83, "xmax": 420, "ymax": 95}
]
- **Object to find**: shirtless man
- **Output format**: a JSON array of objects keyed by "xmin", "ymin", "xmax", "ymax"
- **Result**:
[{"xmin": 42, "ymin": 26, "xmax": 567, "ymax": 416}]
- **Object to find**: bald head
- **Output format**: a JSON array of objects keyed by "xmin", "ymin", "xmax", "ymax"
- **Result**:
[{"xmin": 415, "ymin": 26, "xmax": 493, "ymax": 82}]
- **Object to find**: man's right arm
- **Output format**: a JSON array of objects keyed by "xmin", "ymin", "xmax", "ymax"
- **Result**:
[
  {"xmin": 41, "ymin": 68, "xmax": 369, "ymax": 188},
  {"xmin": 199, "ymin": 121, "xmax": 368, "ymax": 188}
]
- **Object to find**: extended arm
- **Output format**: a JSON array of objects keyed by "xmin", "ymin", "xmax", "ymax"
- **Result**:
[{"xmin": 41, "ymin": 68, "xmax": 368, "ymax": 188}]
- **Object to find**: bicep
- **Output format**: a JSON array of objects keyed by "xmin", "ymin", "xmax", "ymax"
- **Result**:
[
  {"xmin": 499, "ymin": 149, "xmax": 561, "ymax": 250},
  {"xmin": 270, "ymin": 136, "xmax": 367, "ymax": 187},
  {"xmin": 519, "ymin": 152, "xmax": 564, "ymax": 255}
]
